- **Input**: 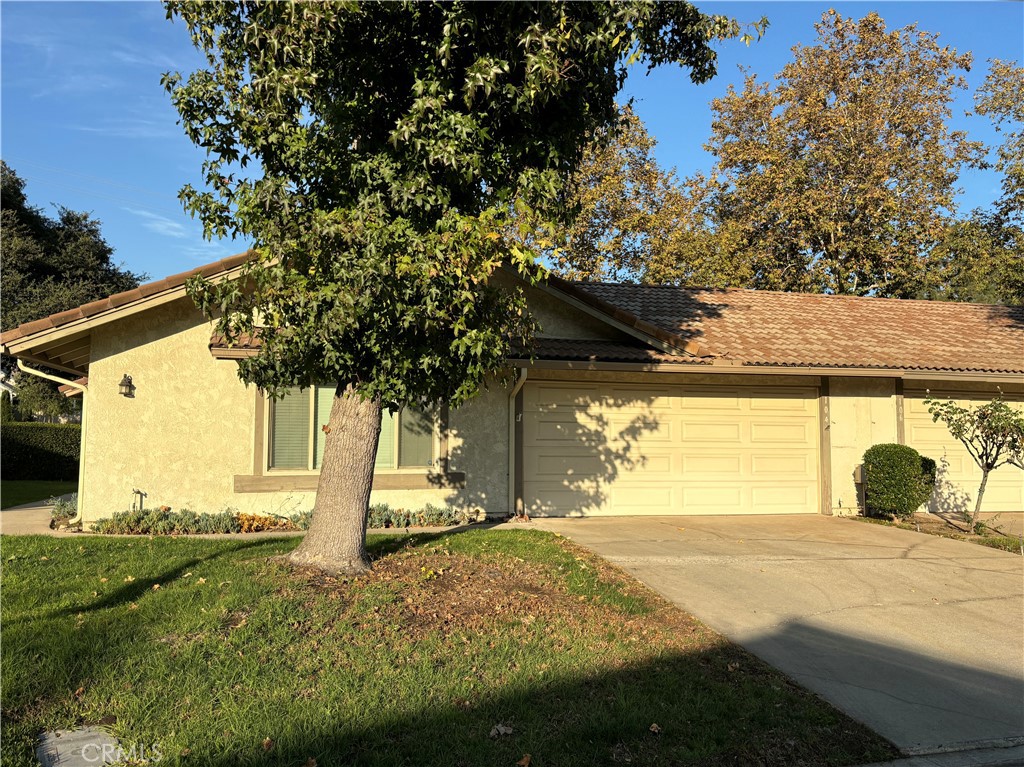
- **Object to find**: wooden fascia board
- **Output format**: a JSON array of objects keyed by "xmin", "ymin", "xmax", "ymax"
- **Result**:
[
  {"xmin": 2, "ymin": 265, "xmax": 246, "ymax": 357},
  {"xmin": 511, "ymin": 358, "xmax": 1024, "ymax": 383}
]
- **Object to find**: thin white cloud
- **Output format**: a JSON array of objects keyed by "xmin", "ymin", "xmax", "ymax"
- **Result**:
[
  {"xmin": 73, "ymin": 118, "xmax": 177, "ymax": 140},
  {"xmin": 111, "ymin": 48, "xmax": 181, "ymax": 71},
  {"xmin": 124, "ymin": 208, "xmax": 188, "ymax": 239}
]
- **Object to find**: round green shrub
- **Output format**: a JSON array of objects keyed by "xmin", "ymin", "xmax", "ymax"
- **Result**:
[{"xmin": 863, "ymin": 443, "xmax": 936, "ymax": 519}]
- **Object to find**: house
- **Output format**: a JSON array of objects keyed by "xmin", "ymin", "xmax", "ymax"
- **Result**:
[{"xmin": 2, "ymin": 252, "xmax": 1022, "ymax": 524}]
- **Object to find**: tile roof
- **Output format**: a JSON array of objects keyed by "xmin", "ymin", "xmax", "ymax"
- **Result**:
[
  {"xmin": 5, "ymin": 248, "xmax": 1022, "ymax": 377},
  {"xmin": 0, "ymin": 251, "xmax": 252, "ymax": 345},
  {"xmin": 556, "ymin": 281, "xmax": 1024, "ymax": 374}
]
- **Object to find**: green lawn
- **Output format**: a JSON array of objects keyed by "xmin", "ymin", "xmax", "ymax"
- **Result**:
[
  {"xmin": 0, "ymin": 480, "xmax": 77, "ymax": 510},
  {"xmin": 0, "ymin": 531, "xmax": 896, "ymax": 766}
]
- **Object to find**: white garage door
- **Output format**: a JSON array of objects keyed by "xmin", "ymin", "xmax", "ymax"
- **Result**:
[
  {"xmin": 905, "ymin": 390, "xmax": 1024, "ymax": 513},
  {"xmin": 522, "ymin": 381, "xmax": 820, "ymax": 516}
]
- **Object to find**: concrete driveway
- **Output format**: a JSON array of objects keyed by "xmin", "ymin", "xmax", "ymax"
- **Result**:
[{"xmin": 533, "ymin": 514, "xmax": 1024, "ymax": 758}]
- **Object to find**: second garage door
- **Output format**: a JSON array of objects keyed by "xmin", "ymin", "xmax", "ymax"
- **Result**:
[
  {"xmin": 522, "ymin": 381, "xmax": 820, "ymax": 516},
  {"xmin": 905, "ymin": 389, "xmax": 1024, "ymax": 513}
]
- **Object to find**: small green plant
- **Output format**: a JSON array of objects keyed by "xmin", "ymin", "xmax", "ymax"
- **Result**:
[
  {"xmin": 925, "ymin": 395, "xmax": 1024, "ymax": 527},
  {"xmin": 366, "ymin": 502, "xmax": 470, "ymax": 529},
  {"xmin": 48, "ymin": 493, "xmax": 77, "ymax": 527},
  {"xmin": 863, "ymin": 444, "xmax": 936, "ymax": 519}
]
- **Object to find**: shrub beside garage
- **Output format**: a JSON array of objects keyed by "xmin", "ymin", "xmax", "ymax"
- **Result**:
[
  {"xmin": 1, "ymin": 423, "xmax": 81, "ymax": 480},
  {"xmin": 863, "ymin": 443, "xmax": 936, "ymax": 519}
]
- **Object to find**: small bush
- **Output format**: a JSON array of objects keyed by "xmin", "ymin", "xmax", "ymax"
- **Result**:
[
  {"xmin": 863, "ymin": 444, "xmax": 936, "ymax": 519},
  {"xmin": 367, "ymin": 502, "xmax": 469, "ymax": 528},
  {"xmin": 0, "ymin": 422, "xmax": 80, "ymax": 480},
  {"xmin": 48, "ymin": 493, "xmax": 78, "ymax": 527}
]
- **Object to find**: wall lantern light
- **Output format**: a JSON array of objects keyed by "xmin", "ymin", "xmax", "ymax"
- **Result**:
[{"xmin": 118, "ymin": 374, "xmax": 135, "ymax": 398}]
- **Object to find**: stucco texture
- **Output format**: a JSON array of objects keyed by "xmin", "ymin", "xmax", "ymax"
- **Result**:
[
  {"xmin": 80, "ymin": 297, "xmax": 519, "ymax": 522},
  {"xmin": 83, "ymin": 298, "xmax": 256, "ymax": 521}
]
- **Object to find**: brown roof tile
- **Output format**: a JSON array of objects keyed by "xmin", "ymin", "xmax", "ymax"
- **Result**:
[
  {"xmin": 1, "ymin": 251, "xmax": 253, "ymax": 346},
  {"xmin": 562, "ymin": 282, "xmax": 1024, "ymax": 374}
]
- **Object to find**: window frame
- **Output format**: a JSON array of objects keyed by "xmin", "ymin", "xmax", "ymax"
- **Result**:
[{"xmin": 264, "ymin": 387, "xmax": 440, "ymax": 475}]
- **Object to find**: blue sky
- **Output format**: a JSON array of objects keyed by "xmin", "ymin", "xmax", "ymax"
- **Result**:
[{"xmin": 2, "ymin": 1, "xmax": 1022, "ymax": 283}]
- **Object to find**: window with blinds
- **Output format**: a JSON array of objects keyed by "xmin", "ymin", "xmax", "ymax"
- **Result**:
[{"xmin": 269, "ymin": 386, "xmax": 435, "ymax": 471}]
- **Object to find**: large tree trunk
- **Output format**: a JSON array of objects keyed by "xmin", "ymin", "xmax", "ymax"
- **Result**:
[
  {"xmin": 287, "ymin": 384, "xmax": 382, "ymax": 575},
  {"xmin": 970, "ymin": 470, "xmax": 990, "ymax": 529}
]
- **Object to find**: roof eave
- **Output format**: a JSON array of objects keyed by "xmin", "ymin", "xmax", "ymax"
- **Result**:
[{"xmin": 510, "ymin": 357, "xmax": 1024, "ymax": 383}]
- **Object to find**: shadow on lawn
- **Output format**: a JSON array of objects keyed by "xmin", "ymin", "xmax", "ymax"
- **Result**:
[
  {"xmin": 42, "ymin": 539, "xmax": 287, "ymax": 619},
  {"xmin": 5, "ymin": 534, "xmax": 1020, "ymax": 766}
]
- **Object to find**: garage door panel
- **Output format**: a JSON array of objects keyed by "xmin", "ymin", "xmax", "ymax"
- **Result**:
[
  {"xmin": 681, "ymin": 485, "xmax": 744, "ymax": 510},
  {"xmin": 750, "ymin": 421, "xmax": 812, "ymax": 444},
  {"xmin": 752, "ymin": 484, "xmax": 813, "ymax": 510},
  {"xmin": 681, "ymin": 421, "xmax": 743, "ymax": 443},
  {"xmin": 750, "ymin": 453, "xmax": 814, "ymax": 478},
  {"xmin": 524, "ymin": 382, "xmax": 820, "ymax": 516},
  {"xmin": 682, "ymin": 391, "xmax": 743, "ymax": 410},
  {"xmin": 681, "ymin": 453, "xmax": 743, "ymax": 475}
]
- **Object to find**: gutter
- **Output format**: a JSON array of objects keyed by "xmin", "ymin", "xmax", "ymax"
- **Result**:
[
  {"xmin": 15, "ymin": 360, "xmax": 88, "ymax": 527},
  {"xmin": 508, "ymin": 358, "xmax": 1024, "ymax": 385},
  {"xmin": 507, "ymin": 368, "xmax": 528, "ymax": 519}
]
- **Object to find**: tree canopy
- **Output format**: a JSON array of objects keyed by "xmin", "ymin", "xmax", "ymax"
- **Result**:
[
  {"xmin": 1, "ymin": 161, "xmax": 145, "ymax": 330},
  {"xmin": 1, "ymin": 162, "xmax": 144, "ymax": 420},
  {"xmin": 560, "ymin": 11, "xmax": 1016, "ymax": 300},
  {"xmin": 163, "ymin": 0, "xmax": 764, "ymax": 573}
]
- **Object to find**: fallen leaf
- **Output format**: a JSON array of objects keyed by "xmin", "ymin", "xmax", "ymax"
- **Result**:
[
  {"xmin": 517, "ymin": 755, "xmax": 531, "ymax": 766},
  {"xmin": 183, "ymin": 572, "xmax": 193, "ymax": 578},
  {"xmin": 100, "ymin": 577, "xmax": 109, "ymax": 583},
  {"xmin": 74, "ymin": 686, "xmax": 85, "ymax": 699},
  {"xmin": 489, "ymin": 724, "xmax": 514, "ymax": 739},
  {"xmin": 124, "ymin": 575, "xmax": 135, "ymax": 583},
  {"xmin": 262, "ymin": 737, "xmax": 273, "ymax": 751},
  {"xmin": 40, "ymin": 556, "xmax": 49, "ymax": 561},
  {"xmin": 128, "ymin": 602, "xmax": 138, "ymax": 610},
  {"xmin": 152, "ymin": 584, "xmax": 161, "ymax": 591},
  {"xmin": 649, "ymin": 723, "xmax": 662, "ymax": 734},
  {"xmin": 197, "ymin": 577, "xmax": 207, "ymax": 584},
  {"xmin": 727, "ymin": 662, "xmax": 740, "ymax": 672}
]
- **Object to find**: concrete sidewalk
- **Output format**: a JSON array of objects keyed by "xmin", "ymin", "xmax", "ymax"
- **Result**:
[
  {"xmin": 531, "ymin": 514, "xmax": 1024, "ymax": 758},
  {"xmin": 0, "ymin": 497, "xmax": 64, "ymax": 535}
]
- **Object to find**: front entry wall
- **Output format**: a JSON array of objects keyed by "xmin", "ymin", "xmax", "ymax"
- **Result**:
[{"xmin": 522, "ymin": 380, "xmax": 820, "ymax": 516}]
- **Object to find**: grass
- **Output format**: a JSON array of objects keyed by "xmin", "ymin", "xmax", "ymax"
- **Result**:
[
  {"xmin": 0, "ymin": 480, "xmax": 77, "ymax": 510},
  {"xmin": 853, "ymin": 513, "xmax": 1024, "ymax": 555},
  {"xmin": 0, "ymin": 530, "xmax": 897, "ymax": 766}
]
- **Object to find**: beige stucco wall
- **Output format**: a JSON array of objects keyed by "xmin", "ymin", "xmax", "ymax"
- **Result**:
[
  {"xmin": 827, "ymin": 377, "xmax": 898, "ymax": 515},
  {"xmin": 83, "ymin": 297, "xmax": 257, "ymax": 522},
  {"xmin": 80, "ymin": 297, "xmax": 514, "ymax": 523}
]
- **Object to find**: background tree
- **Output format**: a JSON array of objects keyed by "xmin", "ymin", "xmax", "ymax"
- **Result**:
[
  {"xmin": 1, "ymin": 162, "xmax": 144, "ymax": 418},
  {"xmin": 554, "ymin": 105, "xmax": 744, "ymax": 287},
  {"xmin": 974, "ymin": 59, "xmax": 1023, "ymax": 228},
  {"xmin": 702, "ymin": 11, "xmax": 983, "ymax": 296},
  {"xmin": 925, "ymin": 395, "xmax": 1024, "ymax": 528},
  {"xmin": 164, "ymin": 1, "xmax": 765, "ymax": 575},
  {"xmin": 1, "ymin": 162, "xmax": 144, "ymax": 329},
  {"xmin": 920, "ymin": 210, "xmax": 1022, "ymax": 304}
]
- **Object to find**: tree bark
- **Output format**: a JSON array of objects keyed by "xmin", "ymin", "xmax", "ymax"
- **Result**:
[
  {"xmin": 287, "ymin": 384, "xmax": 382, "ymax": 575},
  {"xmin": 971, "ymin": 470, "xmax": 990, "ymax": 529}
]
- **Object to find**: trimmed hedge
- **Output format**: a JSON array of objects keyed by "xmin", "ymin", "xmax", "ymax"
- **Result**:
[
  {"xmin": 1, "ymin": 422, "xmax": 81, "ymax": 480},
  {"xmin": 863, "ymin": 443, "xmax": 936, "ymax": 520}
]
